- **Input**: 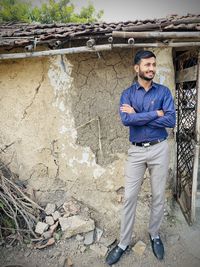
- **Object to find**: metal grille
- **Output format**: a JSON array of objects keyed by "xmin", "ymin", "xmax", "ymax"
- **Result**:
[{"xmin": 176, "ymin": 50, "xmax": 198, "ymax": 221}]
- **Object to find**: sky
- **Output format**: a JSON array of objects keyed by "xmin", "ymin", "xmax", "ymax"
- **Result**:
[{"xmin": 35, "ymin": 0, "xmax": 200, "ymax": 22}]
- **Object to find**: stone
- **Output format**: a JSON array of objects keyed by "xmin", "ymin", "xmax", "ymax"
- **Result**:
[
  {"xmin": 45, "ymin": 203, "xmax": 56, "ymax": 215},
  {"xmin": 76, "ymin": 234, "xmax": 84, "ymax": 241},
  {"xmin": 90, "ymin": 244, "xmax": 108, "ymax": 257},
  {"xmin": 66, "ymin": 257, "xmax": 73, "ymax": 266},
  {"xmin": 84, "ymin": 230, "xmax": 94, "ymax": 245},
  {"xmin": 61, "ymin": 257, "xmax": 73, "ymax": 267},
  {"xmin": 46, "ymin": 216, "xmax": 54, "ymax": 226},
  {"xmin": 52, "ymin": 211, "xmax": 61, "ymax": 221},
  {"xmin": 167, "ymin": 234, "xmax": 180, "ymax": 245},
  {"xmin": 53, "ymin": 251, "xmax": 61, "ymax": 258},
  {"xmin": 63, "ymin": 200, "xmax": 81, "ymax": 216},
  {"xmin": 24, "ymin": 251, "xmax": 31, "ymax": 257},
  {"xmin": 84, "ymin": 207, "xmax": 89, "ymax": 212},
  {"xmin": 132, "ymin": 240, "xmax": 146, "ymax": 256},
  {"xmin": 95, "ymin": 228, "xmax": 103, "ymax": 242},
  {"xmin": 164, "ymin": 208, "xmax": 169, "ymax": 216},
  {"xmin": 117, "ymin": 195, "xmax": 123, "ymax": 203},
  {"xmin": 53, "ymin": 231, "xmax": 62, "ymax": 241},
  {"xmin": 80, "ymin": 245, "xmax": 86, "ymax": 253},
  {"xmin": 63, "ymin": 212, "xmax": 71, "ymax": 218},
  {"xmin": 35, "ymin": 222, "xmax": 49, "ymax": 235},
  {"xmin": 58, "ymin": 255, "xmax": 66, "ymax": 266},
  {"xmin": 100, "ymin": 236, "xmax": 116, "ymax": 247},
  {"xmin": 59, "ymin": 215, "xmax": 95, "ymax": 239},
  {"xmin": 43, "ymin": 230, "xmax": 52, "ymax": 239}
]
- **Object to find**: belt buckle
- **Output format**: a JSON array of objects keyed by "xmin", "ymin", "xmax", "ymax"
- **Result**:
[{"xmin": 143, "ymin": 142, "xmax": 150, "ymax": 147}]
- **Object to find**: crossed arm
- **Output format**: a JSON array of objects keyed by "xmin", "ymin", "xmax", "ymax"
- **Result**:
[{"xmin": 120, "ymin": 89, "xmax": 176, "ymax": 128}]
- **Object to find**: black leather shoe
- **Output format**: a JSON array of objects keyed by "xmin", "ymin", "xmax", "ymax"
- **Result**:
[
  {"xmin": 106, "ymin": 245, "xmax": 126, "ymax": 265},
  {"xmin": 149, "ymin": 234, "xmax": 164, "ymax": 260}
]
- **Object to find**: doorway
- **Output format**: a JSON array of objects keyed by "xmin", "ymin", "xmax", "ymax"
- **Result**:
[{"xmin": 175, "ymin": 49, "xmax": 200, "ymax": 224}]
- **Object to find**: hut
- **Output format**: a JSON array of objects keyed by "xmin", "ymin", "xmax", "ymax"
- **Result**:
[{"xmin": 0, "ymin": 14, "xmax": 200, "ymax": 227}]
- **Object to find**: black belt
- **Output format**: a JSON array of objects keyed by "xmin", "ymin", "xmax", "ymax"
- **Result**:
[{"xmin": 132, "ymin": 138, "xmax": 166, "ymax": 147}]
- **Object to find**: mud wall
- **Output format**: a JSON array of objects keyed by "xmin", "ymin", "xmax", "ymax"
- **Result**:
[{"xmin": 0, "ymin": 47, "xmax": 175, "ymax": 227}]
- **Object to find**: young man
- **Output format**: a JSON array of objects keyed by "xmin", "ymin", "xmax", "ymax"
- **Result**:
[{"xmin": 106, "ymin": 50, "xmax": 176, "ymax": 265}]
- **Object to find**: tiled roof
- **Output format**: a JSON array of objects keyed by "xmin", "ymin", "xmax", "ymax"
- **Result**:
[{"xmin": 0, "ymin": 14, "xmax": 200, "ymax": 50}]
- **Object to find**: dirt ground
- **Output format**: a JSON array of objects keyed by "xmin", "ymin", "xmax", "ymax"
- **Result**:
[{"xmin": 0, "ymin": 200, "xmax": 200, "ymax": 267}]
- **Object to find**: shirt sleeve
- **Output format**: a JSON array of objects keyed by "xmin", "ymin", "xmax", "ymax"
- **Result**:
[
  {"xmin": 147, "ymin": 88, "xmax": 176, "ymax": 128},
  {"xmin": 119, "ymin": 89, "xmax": 158, "ymax": 127}
]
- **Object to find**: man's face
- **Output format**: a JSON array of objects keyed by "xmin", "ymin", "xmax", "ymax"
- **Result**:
[{"xmin": 135, "ymin": 57, "xmax": 156, "ymax": 81}]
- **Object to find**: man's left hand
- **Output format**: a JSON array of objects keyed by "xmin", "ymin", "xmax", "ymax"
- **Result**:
[{"xmin": 120, "ymin": 104, "xmax": 135, "ymax": 114}]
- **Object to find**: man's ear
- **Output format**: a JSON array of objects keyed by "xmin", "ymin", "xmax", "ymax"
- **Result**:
[{"xmin": 134, "ymin": 64, "xmax": 139, "ymax": 74}]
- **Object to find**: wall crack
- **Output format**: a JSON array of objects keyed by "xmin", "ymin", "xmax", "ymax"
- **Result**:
[{"xmin": 21, "ymin": 74, "xmax": 45, "ymax": 120}]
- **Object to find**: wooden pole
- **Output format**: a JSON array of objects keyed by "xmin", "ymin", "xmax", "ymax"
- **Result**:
[
  {"xmin": 169, "ymin": 42, "xmax": 200, "ymax": 47},
  {"xmin": 112, "ymin": 31, "xmax": 200, "ymax": 39},
  {"xmin": 191, "ymin": 51, "xmax": 200, "ymax": 223},
  {"xmin": 0, "ymin": 42, "xmax": 200, "ymax": 60},
  {"xmin": 0, "ymin": 45, "xmax": 113, "ymax": 60}
]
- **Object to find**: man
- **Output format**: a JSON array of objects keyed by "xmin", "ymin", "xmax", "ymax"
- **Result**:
[{"xmin": 106, "ymin": 50, "xmax": 176, "ymax": 265}]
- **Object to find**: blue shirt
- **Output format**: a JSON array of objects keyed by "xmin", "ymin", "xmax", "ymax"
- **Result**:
[{"xmin": 119, "ymin": 82, "xmax": 176, "ymax": 143}]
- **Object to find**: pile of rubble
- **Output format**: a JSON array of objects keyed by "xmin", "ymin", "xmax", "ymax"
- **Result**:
[{"xmin": 33, "ymin": 198, "xmax": 115, "ymax": 256}]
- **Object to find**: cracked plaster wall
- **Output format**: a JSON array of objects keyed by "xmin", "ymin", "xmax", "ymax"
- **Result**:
[
  {"xmin": 0, "ymin": 47, "xmax": 175, "ymax": 227},
  {"xmin": 69, "ymin": 49, "xmax": 132, "ymax": 166}
]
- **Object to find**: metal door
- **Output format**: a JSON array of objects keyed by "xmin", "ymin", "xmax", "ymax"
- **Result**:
[{"xmin": 175, "ymin": 49, "xmax": 200, "ymax": 224}]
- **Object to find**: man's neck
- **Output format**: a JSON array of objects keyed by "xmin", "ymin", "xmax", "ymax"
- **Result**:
[{"xmin": 138, "ymin": 78, "xmax": 153, "ymax": 91}]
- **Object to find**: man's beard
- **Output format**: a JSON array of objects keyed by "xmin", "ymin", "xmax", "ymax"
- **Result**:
[{"xmin": 138, "ymin": 70, "xmax": 155, "ymax": 81}]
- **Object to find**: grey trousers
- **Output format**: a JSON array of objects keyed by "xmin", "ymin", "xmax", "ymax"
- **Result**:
[{"xmin": 119, "ymin": 140, "xmax": 169, "ymax": 247}]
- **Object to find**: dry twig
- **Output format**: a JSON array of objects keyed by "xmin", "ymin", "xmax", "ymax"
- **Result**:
[{"xmin": 0, "ymin": 161, "xmax": 43, "ymax": 244}]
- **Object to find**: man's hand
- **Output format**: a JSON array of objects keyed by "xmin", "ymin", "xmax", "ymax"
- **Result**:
[
  {"xmin": 120, "ymin": 104, "xmax": 135, "ymax": 114},
  {"xmin": 157, "ymin": 110, "xmax": 164, "ymax": 117}
]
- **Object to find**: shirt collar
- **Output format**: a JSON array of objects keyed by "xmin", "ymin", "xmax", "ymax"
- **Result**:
[{"xmin": 135, "ymin": 81, "xmax": 158, "ymax": 90}]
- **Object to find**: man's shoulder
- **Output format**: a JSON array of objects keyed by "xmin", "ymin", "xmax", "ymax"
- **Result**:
[
  {"xmin": 153, "ymin": 82, "xmax": 171, "ymax": 94},
  {"xmin": 122, "ymin": 83, "xmax": 136, "ymax": 95},
  {"xmin": 153, "ymin": 82, "xmax": 169, "ymax": 91}
]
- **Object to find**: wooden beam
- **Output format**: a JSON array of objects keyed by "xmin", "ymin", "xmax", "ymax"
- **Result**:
[
  {"xmin": 0, "ymin": 45, "xmax": 114, "ymax": 60},
  {"xmin": 0, "ymin": 42, "xmax": 200, "ymax": 60},
  {"xmin": 176, "ymin": 65, "xmax": 198, "ymax": 83},
  {"xmin": 112, "ymin": 31, "xmax": 200, "ymax": 39},
  {"xmin": 196, "ymin": 51, "xmax": 200, "ymax": 153},
  {"xmin": 169, "ymin": 42, "xmax": 200, "ymax": 47}
]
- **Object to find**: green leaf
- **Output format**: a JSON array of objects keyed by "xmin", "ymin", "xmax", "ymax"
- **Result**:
[{"xmin": 0, "ymin": 0, "xmax": 103, "ymax": 23}]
